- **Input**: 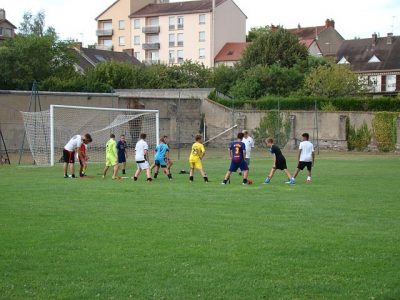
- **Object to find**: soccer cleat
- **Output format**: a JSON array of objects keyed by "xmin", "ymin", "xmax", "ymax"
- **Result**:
[
  {"xmin": 221, "ymin": 182, "xmax": 227, "ymax": 185},
  {"xmin": 64, "ymin": 174, "xmax": 69, "ymax": 178},
  {"xmin": 285, "ymin": 178, "xmax": 295, "ymax": 185},
  {"xmin": 264, "ymin": 177, "xmax": 271, "ymax": 184}
]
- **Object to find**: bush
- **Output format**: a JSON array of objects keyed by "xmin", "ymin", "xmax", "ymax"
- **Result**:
[
  {"xmin": 346, "ymin": 119, "xmax": 372, "ymax": 151},
  {"xmin": 211, "ymin": 95, "xmax": 400, "ymax": 112},
  {"xmin": 253, "ymin": 110, "xmax": 291, "ymax": 148},
  {"xmin": 372, "ymin": 112, "xmax": 398, "ymax": 152}
]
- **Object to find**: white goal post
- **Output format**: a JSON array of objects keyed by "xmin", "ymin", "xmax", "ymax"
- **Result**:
[{"xmin": 21, "ymin": 105, "xmax": 159, "ymax": 166}]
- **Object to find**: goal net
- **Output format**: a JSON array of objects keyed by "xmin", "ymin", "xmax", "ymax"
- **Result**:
[{"xmin": 21, "ymin": 105, "xmax": 159, "ymax": 166}]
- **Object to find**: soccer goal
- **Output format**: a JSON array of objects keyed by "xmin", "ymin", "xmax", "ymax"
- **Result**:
[{"xmin": 21, "ymin": 105, "xmax": 159, "ymax": 166}]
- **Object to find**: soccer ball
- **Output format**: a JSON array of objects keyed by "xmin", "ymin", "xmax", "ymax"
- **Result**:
[{"xmin": 247, "ymin": 179, "xmax": 253, "ymax": 185}]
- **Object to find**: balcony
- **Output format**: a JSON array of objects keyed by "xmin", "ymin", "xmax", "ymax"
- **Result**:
[
  {"xmin": 142, "ymin": 43, "xmax": 160, "ymax": 50},
  {"xmin": 95, "ymin": 44, "xmax": 113, "ymax": 51},
  {"xmin": 142, "ymin": 26, "xmax": 160, "ymax": 34},
  {"xmin": 143, "ymin": 59, "xmax": 161, "ymax": 65},
  {"xmin": 96, "ymin": 29, "xmax": 113, "ymax": 36}
]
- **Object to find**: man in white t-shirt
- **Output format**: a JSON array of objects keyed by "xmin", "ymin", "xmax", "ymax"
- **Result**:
[
  {"xmin": 293, "ymin": 132, "xmax": 315, "ymax": 183},
  {"xmin": 239, "ymin": 130, "xmax": 254, "ymax": 175},
  {"xmin": 133, "ymin": 133, "xmax": 152, "ymax": 182},
  {"xmin": 63, "ymin": 133, "xmax": 92, "ymax": 178}
]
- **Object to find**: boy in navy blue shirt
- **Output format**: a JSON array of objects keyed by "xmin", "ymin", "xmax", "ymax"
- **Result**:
[
  {"xmin": 222, "ymin": 132, "xmax": 249, "ymax": 185},
  {"xmin": 117, "ymin": 134, "xmax": 128, "ymax": 175}
]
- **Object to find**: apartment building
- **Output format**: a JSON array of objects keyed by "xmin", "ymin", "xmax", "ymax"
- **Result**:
[
  {"xmin": 96, "ymin": 0, "xmax": 246, "ymax": 67},
  {"xmin": 96, "ymin": 0, "xmax": 168, "ymax": 51}
]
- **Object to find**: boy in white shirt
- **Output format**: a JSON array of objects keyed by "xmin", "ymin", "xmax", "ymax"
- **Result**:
[
  {"xmin": 63, "ymin": 133, "xmax": 92, "ymax": 178},
  {"xmin": 242, "ymin": 130, "xmax": 255, "ymax": 166},
  {"xmin": 133, "ymin": 133, "xmax": 152, "ymax": 182},
  {"xmin": 293, "ymin": 133, "xmax": 315, "ymax": 183}
]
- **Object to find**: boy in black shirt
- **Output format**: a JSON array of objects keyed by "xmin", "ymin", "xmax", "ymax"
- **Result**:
[{"xmin": 264, "ymin": 138, "xmax": 295, "ymax": 184}]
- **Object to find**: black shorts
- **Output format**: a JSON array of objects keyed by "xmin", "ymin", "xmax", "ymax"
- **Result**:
[
  {"xmin": 63, "ymin": 149, "xmax": 75, "ymax": 163},
  {"xmin": 155, "ymin": 159, "xmax": 167, "ymax": 168},
  {"xmin": 274, "ymin": 158, "xmax": 287, "ymax": 170},
  {"xmin": 118, "ymin": 154, "xmax": 126, "ymax": 163},
  {"xmin": 297, "ymin": 161, "xmax": 312, "ymax": 171}
]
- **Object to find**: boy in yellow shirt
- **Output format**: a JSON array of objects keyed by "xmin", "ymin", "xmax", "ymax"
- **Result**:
[
  {"xmin": 189, "ymin": 134, "xmax": 208, "ymax": 183},
  {"xmin": 102, "ymin": 134, "xmax": 119, "ymax": 179}
]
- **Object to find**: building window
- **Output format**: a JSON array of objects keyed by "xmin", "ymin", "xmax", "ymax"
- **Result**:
[
  {"xmin": 134, "ymin": 35, "xmax": 140, "ymax": 45},
  {"xmin": 119, "ymin": 36, "xmax": 125, "ymax": 46},
  {"xmin": 386, "ymin": 75, "xmax": 396, "ymax": 92},
  {"xmin": 199, "ymin": 48, "xmax": 205, "ymax": 59},
  {"xmin": 169, "ymin": 50, "xmax": 175, "ymax": 64},
  {"xmin": 147, "ymin": 34, "xmax": 159, "ymax": 44},
  {"xmin": 134, "ymin": 19, "xmax": 140, "ymax": 29},
  {"xmin": 169, "ymin": 34, "xmax": 175, "ymax": 47},
  {"xmin": 119, "ymin": 20, "xmax": 125, "ymax": 30},
  {"xmin": 177, "ymin": 16, "xmax": 184, "ymax": 29},
  {"xmin": 169, "ymin": 16, "xmax": 175, "ymax": 30},
  {"xmin": 102, "ymin": 21, "xmax": 112, "ymax": 30},
  {"xmin": 199, "ymin": 31, "xmax": 205, "ymax": 42},
  {"xmin": 177, "ymin": 50, "xmax": 184, "ymax": 63},
  {"xmin": 134, "ymin": 52, "xmax": 140, "ymax": 60},
  {"xmin": 177, "ymin": 33, "xmax": 184, "ymax": 46},
  {"xmin": 199, "ymin": 14, "xmax": 206, "ymax": 24}
]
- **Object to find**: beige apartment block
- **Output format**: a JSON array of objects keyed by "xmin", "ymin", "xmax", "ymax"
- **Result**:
[
  {"xmin": 95, "ymin": 0, "xmax": 168, "ymax": 51},
  {"xmin": 96, "ymin": 0, "xmax": 246, "ymax": 67}
]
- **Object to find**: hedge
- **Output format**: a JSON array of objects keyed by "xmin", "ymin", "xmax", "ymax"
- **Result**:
[{"xmin": 211, "ymin": 94, "xmax": 400, "ymax": 112}]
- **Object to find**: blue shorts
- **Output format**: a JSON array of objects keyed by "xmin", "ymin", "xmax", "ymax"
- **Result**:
[{"xmin": 229, "ymin": 159, "xmax": 248, "ymax": 172}]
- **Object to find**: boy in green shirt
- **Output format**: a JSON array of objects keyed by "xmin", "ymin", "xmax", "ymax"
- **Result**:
[{"xmin": 102, "ymin": 134, "xmax": 119, "ymax": 179}]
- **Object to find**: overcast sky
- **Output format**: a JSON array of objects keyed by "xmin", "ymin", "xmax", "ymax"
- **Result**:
[{"xmin": 1, "ymin": 0, "xmax": 399, "ymax": 46}]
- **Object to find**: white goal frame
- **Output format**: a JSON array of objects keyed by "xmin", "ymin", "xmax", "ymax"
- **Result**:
[{"xmin": 49, "ymin": 105, "xmax": 159, "ymax": 166}]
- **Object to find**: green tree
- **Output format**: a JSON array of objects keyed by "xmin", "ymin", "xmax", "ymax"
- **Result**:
[
  {"xmin": 18, "ymin": 10, "xmax": 56, "ymax": 37},
  {"xmin": 0, "ymin": 35, "xmax": 76, "ymax": 90},
  {"xmin": 229, "ymin": 64, "xmax": 304, "ymax": 99},
  {"xmin": 210, "ymin": 64, "xmax": 241, "ymax": 95},
  {"xmin": 246, "ymin": 26, "xmax": 269, "ymax": 42},
  {"xmin": 240, "ymin": 26, "xmax": 308, "ymax": 69},
  {"xmin": 303, "ymin": 64, "xmax": 363, "ymax": 97}
]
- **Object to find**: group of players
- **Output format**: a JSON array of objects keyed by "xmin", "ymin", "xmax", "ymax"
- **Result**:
[{"xmin": 62, "ymin": 130, "xmax": 315, "ymax": 185}]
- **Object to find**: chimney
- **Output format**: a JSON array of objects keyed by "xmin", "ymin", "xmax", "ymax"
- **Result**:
[
  {"xmin": 387, "ymin": 33, "xmax": 393, "ymax": 45},
  {"xmin": 0, "ymin": 8, "xmax": 5, "ymax": 20},
  {"xmin": 372, "ymin": 33, "xmax": 378, "ymax": 46},
  {"xmin": 325, "ymin": 18, "xmax": 335, "ymax": 28}
]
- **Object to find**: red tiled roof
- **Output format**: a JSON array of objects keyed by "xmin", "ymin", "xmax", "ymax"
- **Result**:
[
  {"xmin": 287, "ymin": 26, "xmax": 326, "ymax": 41},
  {"xmin": 130, "ymin": 0, "xmax": 227, "ymax": 18},
  {"xmin": 214, "ymin": 42, "xmax": 249, "ymax": 62},
  {"xmin": 299, "ymin": 38, "xmax": 315, "ymax": 48}
]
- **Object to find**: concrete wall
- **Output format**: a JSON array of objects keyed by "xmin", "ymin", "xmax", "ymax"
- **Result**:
[{"xmin": 1, "ymin": 89, "xmax": 400, "ymax": 159}]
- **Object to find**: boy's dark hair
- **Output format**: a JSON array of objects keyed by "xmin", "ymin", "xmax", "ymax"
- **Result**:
[
  {"xmin": 237, "ymin": 132, "xmax": 244, "ymax": 140},
  {"xmin": 110, "ymin": 133, "xmax": 115, "ymax": 138},
  {"xmin": 195, "ymin": 134, "xmax": 202, "ymax": 141},
  {"xmin": 120, "ymin": 134, "xmax": 125, "ymax": 138},
  {"xmin": 84, "ymin": 133, "xmax": 92, "ymax": 142},
  {"xmin": 266, "ymin": 137, "xmax": 274, "ymax": 144},
  {"xmin": 302, "ymin": 133, "xmax": 309, "ymax": 140},
  {"xmin": 160, "ymin": 137, "xmax": 165, "ymax": 143},
  {"xmin": 140, "ymin": 133, "xmax": 146, "ymax": 139}
]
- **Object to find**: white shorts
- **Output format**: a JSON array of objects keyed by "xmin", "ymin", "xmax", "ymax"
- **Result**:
[{"xmin": 136, "ymin": 161, "xmax": 150, "ymax": 170}]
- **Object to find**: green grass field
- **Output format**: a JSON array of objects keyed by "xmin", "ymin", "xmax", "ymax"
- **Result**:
[{"xmin": 1, "ymin": 150, "xmax": 399, "ymax": 299}]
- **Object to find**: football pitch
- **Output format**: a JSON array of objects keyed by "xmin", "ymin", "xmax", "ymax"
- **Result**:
[{"xmin": 1, "ymin": 150, "xmax": 399, "ymax": 299}]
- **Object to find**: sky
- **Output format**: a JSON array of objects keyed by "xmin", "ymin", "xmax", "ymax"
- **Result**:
[{"xmin": 1, "ymin": 0, "xmax": 399, "ymax": 46}]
